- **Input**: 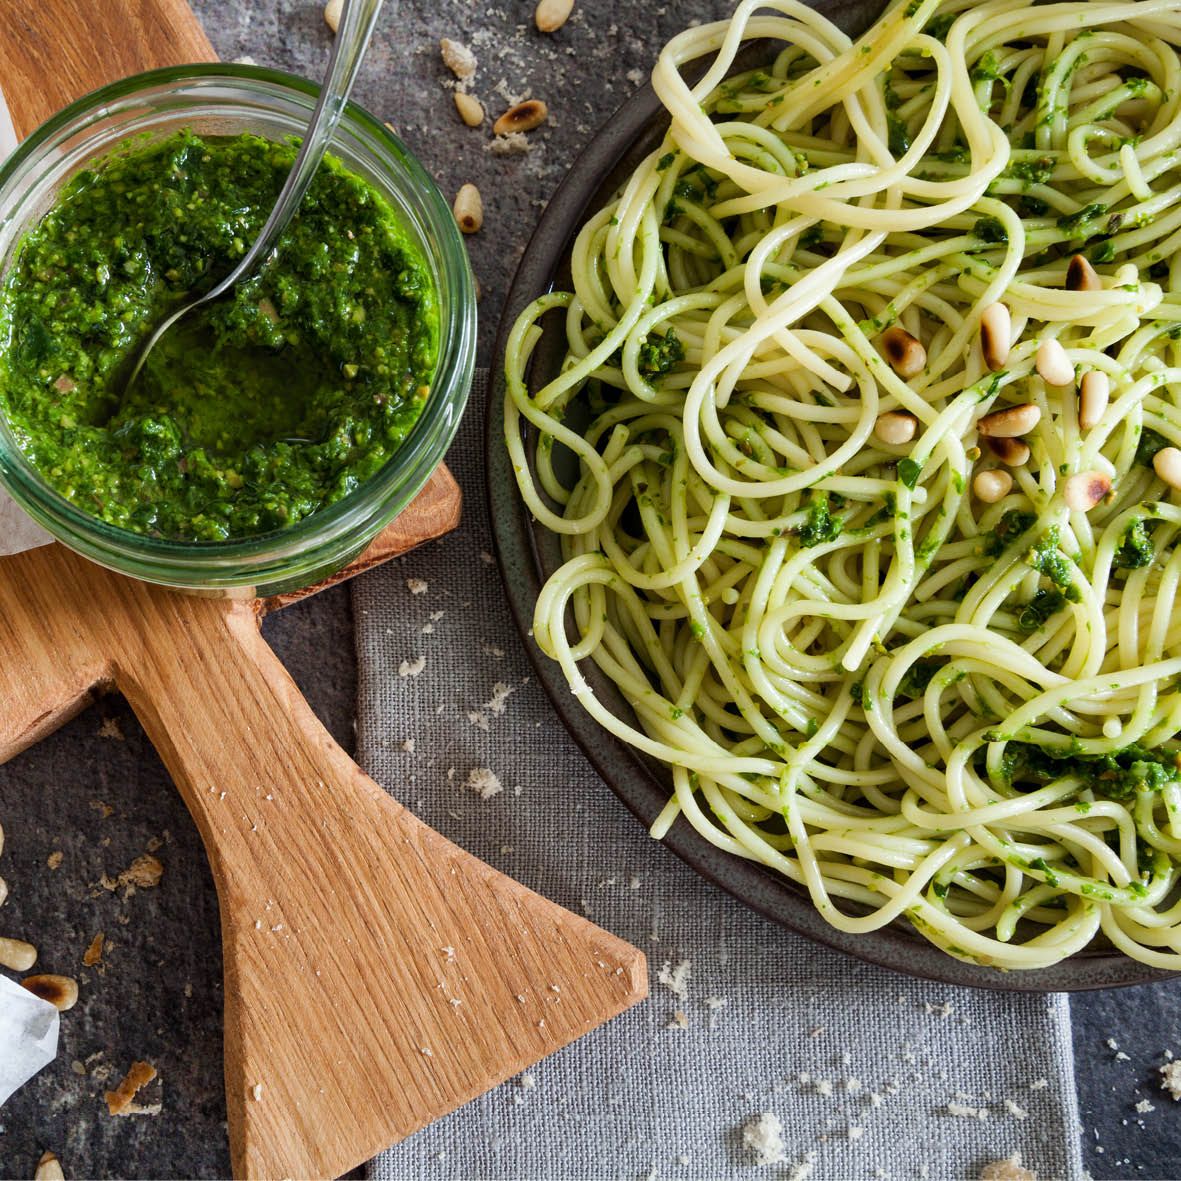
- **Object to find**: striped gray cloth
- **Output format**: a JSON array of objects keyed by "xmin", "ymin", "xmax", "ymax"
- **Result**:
[{"xmin": 353, "ymin": 373, "xmax": 1084, "ymax": 1181}]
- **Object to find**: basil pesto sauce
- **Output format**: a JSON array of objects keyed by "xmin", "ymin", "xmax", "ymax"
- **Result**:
[{"xmin": 0, "ymin": 130, "xmax": 438, "ymax": 541}]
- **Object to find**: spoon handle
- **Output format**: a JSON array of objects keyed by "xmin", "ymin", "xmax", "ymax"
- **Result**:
[{"xmin": 205, "ymin": 0, "xmax": 385, "ymax": 303}]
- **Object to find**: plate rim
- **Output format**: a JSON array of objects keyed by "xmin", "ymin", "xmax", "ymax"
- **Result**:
[{"xmin": 484, "ymin": 51, "xmax": 1177, "ymax": 994}]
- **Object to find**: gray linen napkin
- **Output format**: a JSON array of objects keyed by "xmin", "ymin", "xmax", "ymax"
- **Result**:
[{"xmin": 354, "ymin": 373, "xmax": 1084, "ymax": 1180}]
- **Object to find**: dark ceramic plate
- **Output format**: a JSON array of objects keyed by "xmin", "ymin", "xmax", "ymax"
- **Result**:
[{"xmin": 485, "ymin": 45, "xmax": 1176, "ymax": 992}]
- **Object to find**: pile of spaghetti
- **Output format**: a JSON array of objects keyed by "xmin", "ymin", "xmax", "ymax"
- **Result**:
[{"xmin": 504, "ymin": 0, "xmax": 1181, "ymax": 970}]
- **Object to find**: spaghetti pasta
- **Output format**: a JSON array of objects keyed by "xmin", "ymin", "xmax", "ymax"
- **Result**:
[{"xmin": 504, "ymin": 0, "xmax": 1181, "ymax": 970}]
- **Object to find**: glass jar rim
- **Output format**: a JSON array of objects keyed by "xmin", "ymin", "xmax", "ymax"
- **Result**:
[{"xmin": 0, "ymin": 63, "xmax": 475, "ymax": 586}]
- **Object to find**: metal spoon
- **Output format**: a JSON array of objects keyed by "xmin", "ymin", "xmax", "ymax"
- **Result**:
[{"xmin": 123, "ymin": 0, "xmax": 384, "ymax": 390}]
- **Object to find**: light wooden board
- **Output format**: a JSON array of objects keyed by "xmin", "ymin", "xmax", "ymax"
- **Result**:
[{"xmin": 0, "ymin": 3, "xmax": 647, "ymax": 1177}]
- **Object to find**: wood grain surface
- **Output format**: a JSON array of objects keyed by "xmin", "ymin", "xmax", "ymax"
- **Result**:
[
  {"xmin": 0, "ymin": 544, "xmax": 646, "ymax": 1178},
  {"xmin": 0, "ymin": 3, "xmax": 646, "ymax": 1177}
]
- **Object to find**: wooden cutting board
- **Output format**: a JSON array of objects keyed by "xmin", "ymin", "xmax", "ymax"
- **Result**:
[{"xmin": 0, "ymin": 4, "xmax": 647, "ymax": 1179}]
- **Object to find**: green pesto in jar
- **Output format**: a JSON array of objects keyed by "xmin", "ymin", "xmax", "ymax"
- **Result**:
[{"xmin": 0, "ymin": 129, "xmax": 437, "ymax": 541}]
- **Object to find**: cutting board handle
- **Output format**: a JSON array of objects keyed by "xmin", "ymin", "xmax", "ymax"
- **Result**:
[{"xmin": 0, "ymin": 544, "xmax": 645, "ymax": 1179}]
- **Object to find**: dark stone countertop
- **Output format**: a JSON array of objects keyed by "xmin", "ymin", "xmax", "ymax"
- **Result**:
[{"xmin": 0, "ymin": 2, "xmax": 1179, "ymax": 1178}]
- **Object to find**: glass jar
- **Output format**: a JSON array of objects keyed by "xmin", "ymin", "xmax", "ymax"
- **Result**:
[{"xmin": 0, "ymin": 65, "xmax": 475, "ymax": 595}]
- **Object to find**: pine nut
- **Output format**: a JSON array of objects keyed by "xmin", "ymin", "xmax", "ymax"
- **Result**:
[
  {"xmin": 874, "ymin": 411, "xmax": 918, "ymax": 445},
  {"xmin": 1152, "ymin": 446, "xmax": 1181, "ymax": 490},
  {"xmin": 1036, "ymin": 338, "xmax": 1074, "ymax": 387},
  {"xmin": 1078, "ymin": 370, "xmax": 1110, "ymax": 431},
  {"xmin": 493, "ymin": 99, "xmax": 548, "ymax": 136},
  {"xmin": 34, "ymin": 1153, "xmax": 64, "ymax": 1181},
  {"xmin": 1063, "ymin": 470, "xmax": 1111, "ymax": 511},
  {"xmin": 973, "ymin": 469, "xmax": 1012, "ymax": 503},
  {"xmin": 453, "ymin": 92, "xmax": 484, "ymax": 127},
  {"xmin": 977, "ymin": 402, "xmax": 1040, "ymax": 438},
  {"xmin": 453, "ymin": 184, "xmax": 483, "ymax": 234},
  {"xmin": 535, "ymin": 0, "xmax": 575, "ymax": 32},
  {"xmin": 880, "ymin": 326, "xmax": 926, "ymax": 379},
  {"xmin": 979, "ymin": 303, "xmax": 1011, "ymax": 371},
  {"xmin": 986, "ymin": 436, "xmax": 1030, "ymax": 466},
  {"xmin": 21, "ymin": 973, "xmax": 78, "ymax": 1011},
  {"xmin": 1066, "ymin": 254, "xmax": 1101, "ymax": 292},
  {"xmin": 324, "ymin": 0, "xmax": 342, "ymax": 33},
  {"xmin": 0, "ymin": 935, "xmax": 36, "ymax": 971}
]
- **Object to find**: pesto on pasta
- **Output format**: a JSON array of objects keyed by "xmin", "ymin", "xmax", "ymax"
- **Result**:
[{"xmin": 505, "ymin": 0, "xmax": 1181, "ymax": 970}]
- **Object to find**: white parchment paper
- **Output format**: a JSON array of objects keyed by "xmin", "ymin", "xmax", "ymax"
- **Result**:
[{"xmin": 0, "ymin": 975, "xmax": 59, "ymax": 1105}]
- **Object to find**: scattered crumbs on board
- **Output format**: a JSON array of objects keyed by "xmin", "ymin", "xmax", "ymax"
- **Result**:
[{"xmin": 406, "ymin": 577, "xmax": 429, "ymax": 595}]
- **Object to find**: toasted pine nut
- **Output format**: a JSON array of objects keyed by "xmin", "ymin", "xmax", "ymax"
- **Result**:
[
  {"xmin": 21, "ymin": 973, "xmax": 78, "ymax": 1011},
  {"xmin": 1036, "ymin": 338, "xmax": 1074, "ymax": 387},
  {"xmin": 1078, "ymin": 370, "xmax": 1110, "ymax": 431},
  {"xmin": 1152, "ymin": 446, "xmax": 1181, "ymax": 491},
  {"xmin": 324, "ymin": 0, "xmax": 342, "ymax": 33},
  {"xmin": 980, "ymin": 303, "xmax": 1011, "ymax": 371},
  {"xmin": 973, "ymin": 469, "xmax": 1012, "ymax": 503},
  {"xmin": 535, "ymin": 0, "xmax": 575, "ymax": 32},
  {"xmin": 0, "ymin": 935, "xmax": 36, "ymax": 971},
  {"xmin": 977, "ymin": 402, "xmax": 1041, "ymax": 438},
  {"xmin": 986, "ymin": 436, "xmax": 1030, "ymax": 466},
  {"xmin": 874, "ymin": 411, "xmax": 918, "ymax": 446},
  {"xmin": 453, "ymin": 183, "xmax": 483, "ymax": 234},
  {"xmin": 880, "ymin": 326, "xmax": 926, "ymax": 379},
  {"xmin": 1063, "ymin": 470, "xmax": 1111, "ymax": 511},
  {"xmin": 453, "ymin": 92, "xmax": 484, "ymax": 127},
  {"xmin": 493, "ymin": 99, "xmax": 548, "ymax": 136},
  {"xmin": 34, "ymin": 1153, "xmax": 64, "ymax": 1181},
  {"xmin": 1066, "ymin": 254, "xmax": 1101, "ymax": 292}
]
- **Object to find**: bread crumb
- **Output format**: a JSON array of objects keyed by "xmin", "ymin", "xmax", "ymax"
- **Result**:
[
  {"xmin": 47, "ymin": 850, "xmax": 63, "ymax": 870},
  {"xmin": 401, "ymin": 738, "xmax": 416, "ymax": 753},
  {"xmin": 82, "ymin": 932, "xmax": 105, "ymax": 967},
  {"xmin": 741, "ymin": 1111, "xmax": 786, "ymax": 1166},
  {"xmin": 1160, "ymin": 1059, "xmax": 1181, "ymax": 1099},
  {"xmin": 980, "ymin": 1153, "xmax": 1036, "ymax": 1180},
  {"xmin": 97, "ymin": 717, "xmax": 124, "ymax": 740},
  {"xmin": 406, "ymin": 577, "xmax": 428, "ymax": 595},
  {"xmin": 101, "ymin": 853, "xmax": 164, "ymax": 896},
  {"xmin": 464, "ymin": 767, "xmax": 503, "ymax": 800},
  {"xmin": 440, "ymin": 38, "xmax": 477, "ymax": 83},
  {"xmin": 947, "ymin": 1101, "xmax": 988, "ymax": 1120},
  {"xmin": 1004, "ymin": 1098, "xmax": 1028, "ymax": 1120},
  {"xmin": 104, "ymin": 1061, "xmax": 158, "ymax": 1116},
  {"xmin": 399, "ymin": 655, "xmax": 426, "ymax": 677},
  {"xmin": 252, "ymin": 1083, "xmax": 263, "ymax": 1101},
  {"xmin": 485, "ymin": 132, "xmax": 532, "ymax": 155},
  {"xmin": 519, "ymin": 1073, "xmax": 536, "ymax": 1091},
  {"xmin": 1136, "ymin": 1098, "xmax": 1155, "ymax": 1113},
  {"xmin": 666, "ymin": 1010, "xmax": 689, "ymax": 1029},
  {"xmin": 657, "ymin": 958, "xmax": 690, "ymax": 999}
]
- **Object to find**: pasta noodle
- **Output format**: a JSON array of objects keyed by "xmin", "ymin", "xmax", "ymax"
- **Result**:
[{"xmin": 504, "ymin": 0, "xmax": 1181, "ymax": 970}]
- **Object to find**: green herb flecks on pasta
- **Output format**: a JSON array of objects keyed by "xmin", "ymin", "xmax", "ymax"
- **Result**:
[{"xmin": 504, "ymin": 0, "xmax": 1181, "ymax": 971}]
